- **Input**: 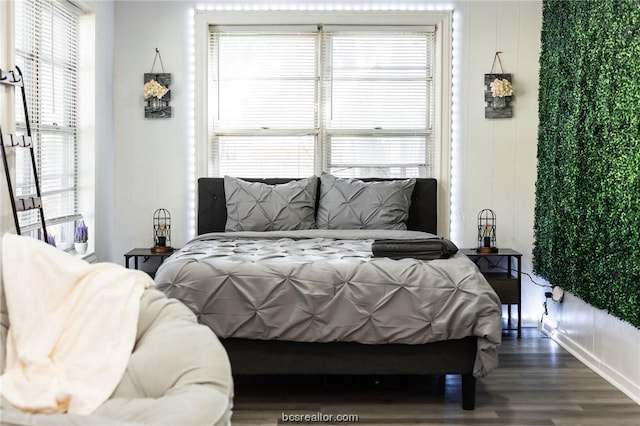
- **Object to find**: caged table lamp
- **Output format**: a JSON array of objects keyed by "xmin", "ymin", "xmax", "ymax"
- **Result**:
[
  {"xmin": 477, "ymin": 209, "xmax": 498, "ymax": 253},
  {"xmin": 152, "ymin": 208, "xmax": 172, "ymax": 253}
]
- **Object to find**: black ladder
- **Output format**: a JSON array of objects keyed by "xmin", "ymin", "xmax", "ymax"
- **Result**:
[{"xmin": 0, "ymin": 66, "xmax": 48, "ymax": 242}]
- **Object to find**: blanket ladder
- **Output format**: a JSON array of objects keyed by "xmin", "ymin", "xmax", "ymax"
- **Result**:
[{"xmin": 0, "ymin": 66, "xmax": 49, "ymax": 242}]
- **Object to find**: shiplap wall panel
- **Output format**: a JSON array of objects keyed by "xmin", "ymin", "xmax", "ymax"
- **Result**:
[
  {"xmin": 490, "ymin": 0, "xmax": 519, "ymax": 256},
  {"xmin": 463, "ymin": 0, "xmax": 499, "ymax": 247},
  {"xmin": 460, "ymin": 2, "xmax": 541, "ymax": 326}
]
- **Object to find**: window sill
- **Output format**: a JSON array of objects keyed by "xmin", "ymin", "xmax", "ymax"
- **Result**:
[{"xmin": 73, "ymin": 250, "xmax": 96, "ymax": 263}]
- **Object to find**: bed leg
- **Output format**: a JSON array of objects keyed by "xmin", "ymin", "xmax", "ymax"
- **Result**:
[{"xmin": 461, "ymin": 374, "xmax": 476, "ymax": 410}]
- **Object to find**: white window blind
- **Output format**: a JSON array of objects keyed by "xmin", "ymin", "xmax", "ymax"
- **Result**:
[
  {"xmin": 208, "ymin": 25, "xmax": 435, "ymax": 179},
  {"xmin": 323, "ymin": 28, "xmax": 433, "ymax": 178},
  {"xmin": 14, "ymin": 0, "xmax": 81, "ymax": 248},
  {"xmin": 209, "ymin": 27, "xmax": 317, "ymax": 177}
]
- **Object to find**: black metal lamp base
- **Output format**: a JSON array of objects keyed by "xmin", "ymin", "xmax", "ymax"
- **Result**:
[{"xmin": 476, "ymin": 247, "xmax": 499, "ymax": 254}]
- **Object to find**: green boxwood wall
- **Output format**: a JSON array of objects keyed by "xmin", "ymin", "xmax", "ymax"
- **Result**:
[{"xmin": 534, "ymin": 0, "xmax": 640, "ymax": 328}]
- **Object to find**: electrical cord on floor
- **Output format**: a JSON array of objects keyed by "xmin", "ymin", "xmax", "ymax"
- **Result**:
[
  {"xmin": 538, "ymin": 299, "xmax": 549, "ymax": 333},
  {"xmin": 472, "ymin": 256, "xmax": 561, "ymax": 330},
  {"xmin": 475, "ymin": 257, "xmax": 553, "ymax": 289}
]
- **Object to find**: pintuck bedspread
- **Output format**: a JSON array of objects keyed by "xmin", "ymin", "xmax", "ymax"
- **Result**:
[{"xmin": 155, "ymin": 229, "xmax": 502, "ymax": 378}]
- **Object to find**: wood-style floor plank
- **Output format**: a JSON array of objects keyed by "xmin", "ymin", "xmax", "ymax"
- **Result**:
[{"xmin": 231, "ymin": 328, "xmax": 640, "ymax": 425}]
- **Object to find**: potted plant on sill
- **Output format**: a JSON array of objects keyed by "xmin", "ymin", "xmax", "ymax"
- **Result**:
[{"xmin": 74, "ymin": 220, "xmax": 88, "ymax": 254}]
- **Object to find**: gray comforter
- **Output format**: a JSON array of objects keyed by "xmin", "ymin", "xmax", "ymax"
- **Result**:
[{"xmin": 155, "ymin": 230, "xmax": 502, "ymax": 377}]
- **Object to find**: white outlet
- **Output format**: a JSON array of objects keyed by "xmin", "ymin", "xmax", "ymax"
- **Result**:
[{"xmin": 552, "ymin": 286, "xmax": 565, "ymax": 302}]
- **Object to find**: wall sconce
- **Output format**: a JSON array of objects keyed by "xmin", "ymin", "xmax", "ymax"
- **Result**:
[
  {"xmin": 152, "ymin": 208, "xmax": 172, "ymax": 253},
  {"xmin": 484, "ymin": 52, "xmax": 513, "ymax": 119},
  {"xmin": 477, "ymin": 209, "xmax": 498, "ymax": 253},
  {"xmin": 143, "ymin": 48, "xmax": 172, "ymax": 118}
]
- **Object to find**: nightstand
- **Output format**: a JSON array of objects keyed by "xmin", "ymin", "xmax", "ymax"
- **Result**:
[
  {"xmin": 124, "ymin": 248, "xmax": 176, "ymax": 277},
  {"xmin": 460, "ymin": 248, "xmax": 522, "ymax": 338}
]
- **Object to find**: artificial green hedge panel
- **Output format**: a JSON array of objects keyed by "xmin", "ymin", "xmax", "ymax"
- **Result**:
[{"xmin": 534, "ymin": 0, "xmax": 640, "ymax": 328}]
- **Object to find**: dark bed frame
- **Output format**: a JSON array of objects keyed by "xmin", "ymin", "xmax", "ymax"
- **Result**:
[{"xmin": 197, "ymin": 177, "xmax": 478, "ymax": 410}]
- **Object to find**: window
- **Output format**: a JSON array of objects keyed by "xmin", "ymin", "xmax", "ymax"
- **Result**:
[
  {"xmin": 14, "ymin": 0, "xmax": 81, "ymax": 249},
  {"xmin": 208, "ymin": 24, "xmax": 435, "ymax": 179},
  {"xmin": 209, "ymin": 27, "xmax": 317, "ymax": 177},
  {"xmin": 322, "ymin": 28, "xmax": 434, "ymax": 178}
]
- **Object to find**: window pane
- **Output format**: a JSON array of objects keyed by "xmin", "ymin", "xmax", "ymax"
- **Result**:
[
  {"xmin": 21, "ymin": 222, "xmax": 74, "ymax": 250},
  {"xmin": 15, "ymin": 130, "xmax": 76, "ymax": 220},
  {"xmin": 323, "ymin": 30, "xmax": 434, "ymax": 176},
  {"xmin": 14, "ymin": 0, "xmax": 80, "ymax": 247},
  {"xmin": 330, "ymin": 80, "xmax": 429, "ymax": 129},
  {"xmin": 218, "ymin": 80, "xmax": 316, "ymax": 129},
  {"xmin": 327, "ymin": 135, "xmax": 428, "ymax": 178},
  {"xmin": 328, "ymin": 136, "xmax": 427, "ymax": 165},
  {"xmin": 212, "ymin": 31, "xmax": 317, "ymax": 129},
  {"xmin": 329, "ymin": 166, "xmax": 422, "ymax": 179},
  {"xmin": 213, "ymin": 136, "xmax": 315, "ymax": 178},
  {"xmin": 325, "ymin": 32, "xmax": 432, "ymax": 130}
]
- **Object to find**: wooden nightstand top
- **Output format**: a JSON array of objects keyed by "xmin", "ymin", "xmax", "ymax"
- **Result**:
[
  {"xmin": 124, "ymin": 247, "xmax": 177, "ymax": 257},
  {"xmin": 459, "ymin": 248, "xmax": 522, "ymax": 257},
  {"xmin": 124, "ymin": 247, "xmax": 179, "ymax": 275}
]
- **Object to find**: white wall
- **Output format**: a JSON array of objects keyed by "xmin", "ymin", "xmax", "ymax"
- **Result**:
[
  {"xmin": 113, "ymin": 0, "xmax": 193, "ymax": 267},
  {"xmin": 89, "ymin": 0, "xmax": 116, "ymax": 262},
  {"xmin": 454, "ymin": 0, "xmax": 542, "ymax": 325},
  {"xmin": 543, "ymin": 295, "xmax": 640, "ymax": 404}
]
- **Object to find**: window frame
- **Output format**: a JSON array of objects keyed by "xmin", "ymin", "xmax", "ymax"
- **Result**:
[
  {"xmin": 208, "ymin": 26, "xmax": 319, "ymax": 177},
  {"xmin": 321, "ymin": 26, "xmax": 435, "ymax": 178},
  {"xmin": 208, "ymin": 25, "xmax": 435, "ymax": 179},
  {"xmin": 2, "ymin": 0, "xmax": 96, "ymax": 255},
  {"xmin": 13, "ymin": 0, "xmax": 83, "ymax": 250},
  {"xmin": 194, "ymin": 10, "xmax": 452, "ymax": 237}
]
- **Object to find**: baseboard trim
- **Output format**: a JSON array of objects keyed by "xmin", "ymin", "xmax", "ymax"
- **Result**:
[{"xmin": 540, "ymin": 321, "xmax": 640, "ymax": 406}]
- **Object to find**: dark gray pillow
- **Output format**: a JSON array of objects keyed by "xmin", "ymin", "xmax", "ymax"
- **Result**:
[
  {"xmin": 317, "ymin": 174, "xmax": 416, "ymax": 230},
  {"xmin": 224, "ymin": 176, "xmax": 317, "ymax": 231}
]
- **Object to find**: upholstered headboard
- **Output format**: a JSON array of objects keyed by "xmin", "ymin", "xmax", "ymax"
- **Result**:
[{"xmin": 197, "ymin": 177, "xmax": 438, "ymax": 235}]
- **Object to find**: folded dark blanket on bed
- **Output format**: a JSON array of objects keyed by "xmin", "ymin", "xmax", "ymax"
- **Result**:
[{"xmin": 371, "ymin": 237, "xmax": 459, "ymax": 260}]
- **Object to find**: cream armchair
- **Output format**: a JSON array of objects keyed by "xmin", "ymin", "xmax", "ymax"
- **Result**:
[{"xmin": 0, "ymin": 240, "xmax": 233, "ymax": 426}]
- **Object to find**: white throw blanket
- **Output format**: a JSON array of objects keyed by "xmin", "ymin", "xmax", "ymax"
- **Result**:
[{"xmin": 0, "ymin": 234, "xmax": 151, "ymax": 414}]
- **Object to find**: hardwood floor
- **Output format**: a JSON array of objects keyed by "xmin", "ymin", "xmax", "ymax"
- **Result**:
[{"xmin": 230, "ymin": 328, "xmax": 640, "ymax": 425}]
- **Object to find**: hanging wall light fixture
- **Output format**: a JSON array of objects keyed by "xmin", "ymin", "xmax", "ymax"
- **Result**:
[{"xmin": 143, "ymin": 48, "xmax": 172, "ymax": 119}]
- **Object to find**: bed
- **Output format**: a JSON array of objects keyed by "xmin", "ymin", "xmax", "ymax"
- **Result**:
[{"xmin": 154, "ymin": 175, "xmax": 502, "ymax": 410}]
